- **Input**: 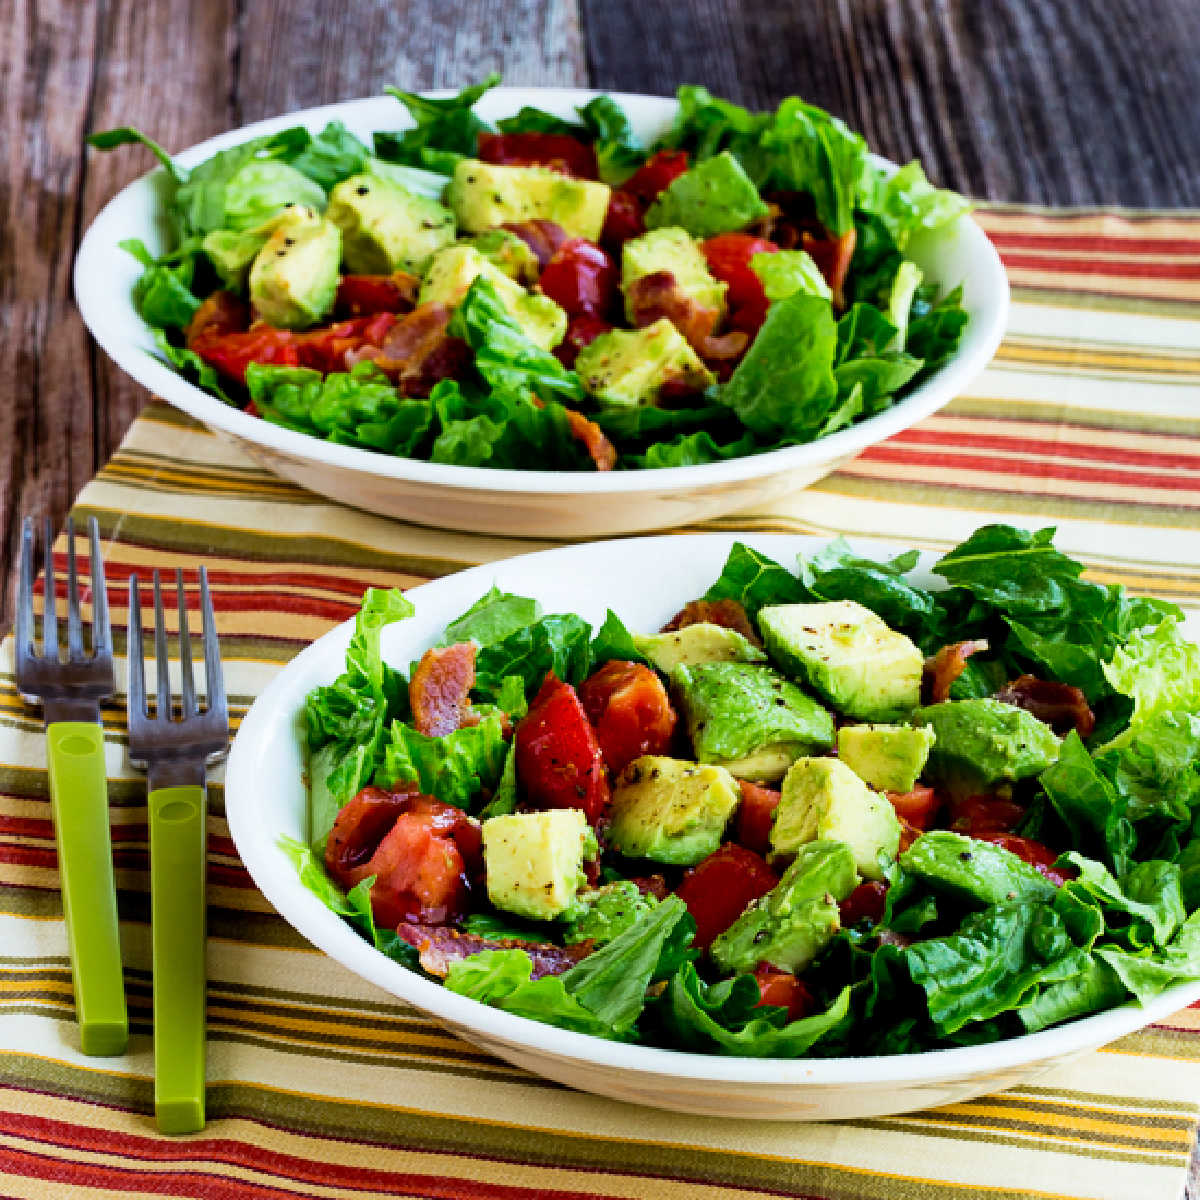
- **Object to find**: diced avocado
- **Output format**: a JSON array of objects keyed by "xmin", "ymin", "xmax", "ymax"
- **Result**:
[
  {"xmin": 771, "ymin": 757, "xmax": 901, "ymax": 881},
  {"xmin": 888, "ymin": 260, "xmax": 924, "ymax": 349},
  {"xmin": 750, "ymin": 249, "xmax": 831, "ymax": 303},
  {"xmin": 837, "ymin": 723, "xmax": 936, "ymax": 793},
  {"xmin": 672, "ymin": 662, "xmax": 834, "ymax": 783},
  {"xmin": 419, "ymin": 245, "xmax": 567, "ymax": 349},
  {"xmin": 710, "ymin": 840, "xmax": 858, "ymax": 974},
  {"xmin": 914, "ymin": 698, "xmax": 1061, "ymax": 789},
  {"xmin": 608, "ymin": 755, "xmax": 740, "ymax": 866},
  {"xmin": 758, "ymin": 600, "xmax": 924, "ymax": 721},
  {"xmin": 247, "ymin": 214, "xmax": 340, "ymax": 329},
  {"xmin": 481, "ymin": 809, "xmax": 598, "ymax": 921},
  {"xmin": 574, "ymin": 320, "xmax": 715, "ymax": 407},
  {"xmin": 327, "ymin": 173, "xmax": 455, "ymax": 274},
  {"xmin": 621, "ymin": 227, "xmax": 727, "ymax": 323},
  {"xmin": 445, "ymin": 159, "xmax": 611, "ymax": 241},
  {"xmin": 468, "ymin": 228, "xmax": 539, "ymax": 284},
  {"xmin": 645, "ymin": 151, "xmax": 769, "ymax": 239},
  {"xmin": 202, "ymin": 204, "xmax": 318, "ymax": 291},
  {"xmin": 900, "ymin": 830, "xmax": 1057, "ymax": 906},
  {"xmin": 561, "ymin": 881, "xmax": 658, "ymax": 946},
  {"xmin": 634, "ymin": 622, "xmax": 766, "ymax": 675}
]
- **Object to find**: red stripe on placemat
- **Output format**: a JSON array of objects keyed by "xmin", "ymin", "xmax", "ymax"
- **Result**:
[
  {"xmin": 859, "ymin": 444, "xmax": 1200, "ymax": 493},
  {"xmin": 985, "ymin": 232, "xmax": 1200, "ymax": 255},
  {"xmin": 0, "ymin": 1109, "xmax": 629, "ymax": 1200},
  {"xmin": 890, "ymin": 428, "xmax": 1200, "ymax": 471},
  {"xmin": 996, "ymin": 252, "xmax": 1200, "ymax": 280}
]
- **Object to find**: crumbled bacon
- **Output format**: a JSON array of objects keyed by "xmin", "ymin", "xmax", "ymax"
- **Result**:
[
  {"xmin": 563, "ymin": 408, "xmax": 618, "ymax": 470},
  {"xmin": 625, "ymin": 269, "xmax": 722, "ymax": 354},
  {"xmin": 396, "ymin": 924, "xmax": 593, "ymax": 979},
  {"xmin": 995, "ymin": 675, "xmax": 1096, "ymax": 739},
  {"xmin": 410, "ymin": 642, "xmax": 478, "ymax": 738},
  {"xmin": 802, "ymin": 227, "xmax": 856, "ymax": 310},
  {"xmin": 923, "ymin": 639, "xmax": 990, "ymax": 704},
  {"xmin": 500, "ymin": 219, "xmax": 569, "ymax": 269},
  {"xmin": 753, "ymin": 193, "xmax": 857, "ymax": 309},
  {"xmin": 662, "ymin": 597, "xmax": 761, "ymax": 646},
  {"xmin": 355, "ymin": 302, "xmax": 471, "ymax": 397}
]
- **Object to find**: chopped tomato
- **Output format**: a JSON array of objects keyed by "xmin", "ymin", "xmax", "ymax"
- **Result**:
[
  {"xmin": 976, "ymin": 834, "xmax": 1074, "ymax": 886},
  {"xmin": 735, "ymin": 779, "xmax": 781, "ymax": 856},
  {"xmin": 190, "ymin": 326, "xmax": 300, "ymax": 383},
  {"xmin": 752, "ymin": 964, "xmax": 813, "ymax": 1022},
  {"xmin": 295, "ymin": 313, "xmax": 397, "ymax": 373},
  {"xmin": 949, "ymin": 795, "xmax": 1025, "ymax": 837},
  {"xmin": 622, "ymin": 149, "xmax": 690, "ymax": 203},
  {"xmin": 601, "ymin": 189, "xmax": 645, "ymax": 248},
  {"xmin": 701, "ymin": 233, "xmax": 778, "ymax": 311},
  {"xmin": 409, "ymin": 642, "xmax": 477, "ymax": 737},
  {"xmin": 577, "ymin": 660, "xmax": 676, "ymax": 775},
  {"xmin": 514, "ymin": 672, "xmax": 610, "ymax": 824},
  {"xmin": 674, "ymin": 844, "xmax": 778, "ymax": 950},
  {"xmin": 537, "ymin": 238, "xmax": 617, "ymax": 319},
  {"xmin": 335, "ymin": 272, "xmax": 419, "ymax": 317},
  {"xmin": 478, "ymin": 132, "xmax": 598, "ymax": 179},
  {"xmin": 324, "ymin": 785, "xmax": 416, "ymax": 889},
  {"xmin": 555, "ymin": 314, "xmax": 613, "ymax": 368},
  {"xmin": 885, "ymin": 785, "xmax": 941, "ymax": 831},
  {"xmin": 366, "ymin": 797, "xmax": 484, "ymax": 927},
  {"xmin": 839, "ymin": 880, "xmax": 889, "ymax": 928}
]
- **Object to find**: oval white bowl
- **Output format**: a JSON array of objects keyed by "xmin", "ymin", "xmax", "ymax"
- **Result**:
[
  {"xmin": 76, "ymin": 89, "xmax": 1009, "ymax": 538},
  {"xmin": 224, "ymin": 532, "xmax": 1200, "ymax": 1120}
]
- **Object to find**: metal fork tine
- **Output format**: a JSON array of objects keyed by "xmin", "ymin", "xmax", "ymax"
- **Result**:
[
  {"xmin": 177, "ymin": 569, "xmax": 197, "ymax": 718},
  {"xmin": 89, "ymin": 518, "xmax": 111, "ymax": 657},
  {"xmin": 199, "ymin": 567, "xmax": 226, "ymax": 723},
  {"xmin": 65, "ymin": 517, "xmax": 84, "ymax": 660},
  {"xmin": 153, "ymin": 571, "xmax": 172, "ymax": 722},
  {"xmin": 16, "ymin": 517, "xmax": 34, "ymax": 660},
  {"xmin": 128, "ymin": 574, "xmax": 147, "ymax": 721},
  {"xmin": 41, "ymin": 517, "xmax": 57, "ymax": 660}
]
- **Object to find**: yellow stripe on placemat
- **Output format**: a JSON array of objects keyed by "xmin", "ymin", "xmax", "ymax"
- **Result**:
[{"xmin": 1, "ymin": 206, "xmax": 1200, "ymax": 1200}]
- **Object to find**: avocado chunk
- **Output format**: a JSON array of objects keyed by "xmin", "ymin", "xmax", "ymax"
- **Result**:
[
  {"xmin": 327, "ymin": 172, "xmax": 455, "ymax": 274},
  {"xmin": 621, "ymin": 227, "xmax": 727, "ymax": 323},
  {"xmin": 635, "ymin": 622, "xmax": 766, "ymax": 675},
  {"xmin": 203, "ymin": 204, "xmax": 318, "ymax": 291},
  {"xmin": 445, "ymin": 159, "xmax": 611, "ymax": 241},
  {"xmin": 608, "ymin": 755, "xmax": 740, "ymax": 866},
  {"xmin": 420, "ymin": 245, "xmax": 567, "ymax": 349},
  {"xmin": 562, "ymin": 881, "xmax": 658, "ymax": 946},
  {"xmin": 837, "ymin": 723, "xmax": 936, "ymax": 793},
  {"xmin": 710, "ymin": 840, "xmax": 858, "ymax": 974},
  {"xmin": 468, "ymin": 228, "xmax": 539, "ymax": 284},
  {"xmin": 247, "ymin": 213, "xmax": 340, "ymax": 329},
  {"xmin": 771, "ymin": 757, "xmax": 901, "ymax": 880},
  {"xmin": 672, "ymin": 662, "xmax": 834, "ymax": 782},
  {"xmin": 644, "ymin": 151, "xmax": 769, "ymax": 239},
  {"xmin": 900, "ymin": 830, "xmax": 1057, "ymax": 906},
  {"xmin": 914, "ymin": 698, "xmax": 1060, "ymax": 789},
  {"xmin": 481, "ymin": 809, "xmax": 598, "ymax": 921},
  {"xmin": 758, "ymin": 600, "xmax": 924, "ymax": 721},
  {"xmin": 574, "ymin": 320, "xmax": 715, "ymax": 407}
]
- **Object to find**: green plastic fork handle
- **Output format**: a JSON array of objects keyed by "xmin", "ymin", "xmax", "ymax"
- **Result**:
[
  {"xmin": 45, "ymin": 722, "xmax": 128, "ymax": 1056},
  {"xmin": 149, "ymin": 783, "xmax": 207, "ymax": 1134}
]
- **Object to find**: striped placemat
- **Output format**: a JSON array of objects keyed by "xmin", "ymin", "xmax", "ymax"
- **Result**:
[{"xmin": 2, "ymin": 206, "xmax": 1199, "ymax": 1200}]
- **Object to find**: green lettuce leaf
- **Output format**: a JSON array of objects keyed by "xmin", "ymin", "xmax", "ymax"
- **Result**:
[
  {"xmin": 577, "ymin": 95, "xmax": 645, "ymax": 184},
  {"xmin": 496, "ymin": 106, "xmax": 586, "ymax": 137},
  {"xmin": 288, "ymin": 119, "xmax": 370, "ymax": 190},
  {"xmin": 1102, "ymin": 619, "xmax": 1200, "ymax": 750},
  {"xmin": 1096, "ymin": 909, "xmax": 1200, "ymax": 1003},
  {"xmin": 589, "ymin": 610, "xmax": 648, "ymax": 668},
  {"xmin": 751, "ymin": 249, "xmax": 831, "ymax": 302},
  {"xmin": 858, "ymin": 160, "xmax": 970, "ymax": 250},
  {"xmin": 441, "ymin": 586, "xmax": 541, "ymax": 649},
  {"xmin": 88, "ymin": 126, "xmax": 184, "ymax": 182},
  {"xmin": 703, "ymin": 541, "xmax": 807, "ymax": 618},
  {"xmin": 377, "ymin": 75, "xmax": 501, "ymax": 173},
  {"xmin": 380, "ymin": 710, "xmax": 509, "ymax": 810},
  {"xmin": 474, "ymin": 612, "xmax": 593, "ymax": 699},
  {"xmin": 120, "ymin": 237, "xmax": 202, "ymax": 330},
  {"xmin": 627, "ymin": 429, "xmax": 759, "ymax": 468}
]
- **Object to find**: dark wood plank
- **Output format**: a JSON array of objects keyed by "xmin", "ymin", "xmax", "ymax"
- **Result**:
[{"xmin": 580, "ymin": 0, "xmax": 1200, "ymax": 206}]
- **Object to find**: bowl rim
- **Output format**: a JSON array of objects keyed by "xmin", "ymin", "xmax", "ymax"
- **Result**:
[
  {"xmin": 74, "ymin": 87, "xmax": 1009, "ymax": 497},
  {"xmin": 224, "ymin": 530, "xmax": 1200, "ymax": 1090}
]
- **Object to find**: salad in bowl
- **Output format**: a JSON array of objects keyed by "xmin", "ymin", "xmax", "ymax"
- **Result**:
[
  {"xmin": 88, "ymin": 77, "xmax": 974, "ymax": 473},
  {"xmin": 278, "ymin": 525, "xmax": 1200, "ymax": 1065}
]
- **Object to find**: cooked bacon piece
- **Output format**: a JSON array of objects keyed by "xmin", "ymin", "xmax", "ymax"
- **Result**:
[
  {"xmin": 995, "ymin": 674, "xmax": 1096, "ymax": 739},
  {"xmin": 625, "ymin": 270, "xmax": 721, "ymax": 355},
  {"xmin": 923, "ymin": 639, "xmax": 990, "ymax": 704},
  {"xmin": 630, "ymin": 874, "xmax": 669, "ymax": 901},
  {"xmin": 410, "ymin": 642, "xmax": 478, "ymax": 738},
  {"xmin": 324, "ymin": 785, "xmax": 417, "ymax": 890},
  {"xmin": 754, "ymin": 194, "xmax": 857, "ymax": 309},
  {"xmin": 563, "ymin": 408, "xmax": 617, "ymax": 470},
  {"xmin": 662, "ymin": 597, "xmax": 761, "ymax": 646},
  {"xmin": 396, "ymin": 923, "xmax": 592, "ymax": 979},
  {"xmin": 501, "ymin": 219, "xmax": 569, "ymax": 269},
  {"xmin": 334, "ymin": 271, "xmax": 420, "ymax": 317},
  {"xmin": 185, "ymin": 290, "xmax": 249, "ymax": 343},
  {"xmin": 366, "ymin": 302, "xmax": 471, "ymax": 396},
  {"xmin": 802, "ymin": 227, "xmax": 856, "ymax": 310}
]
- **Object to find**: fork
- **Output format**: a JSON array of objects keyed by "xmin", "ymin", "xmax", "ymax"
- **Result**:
[
  {"xmin": 15, "ymin": 516, "xmax": 128, "ymax": 1055},
  {"xmin": 126, "ymin": 567, "xmax": 228, "ymax": 1134}
]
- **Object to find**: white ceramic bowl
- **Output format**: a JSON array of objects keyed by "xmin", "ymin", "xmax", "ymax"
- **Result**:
[
  {"xmin": 224, "ymin": 532, "xmax": 1200, "ymax": 1120},
  {"xmin": 76, "ymin": 89, "xmax": 1009, "ymax": 538}
]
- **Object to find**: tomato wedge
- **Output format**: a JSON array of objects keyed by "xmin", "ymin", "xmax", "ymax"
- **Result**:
[
  {"xmin": 675, "ymin": 844, "xmax": 778, "ymax": 950},
  {"xmin": 622, "ymin": 149, "xmax": 690, "ymax": 203},
  {"xmin": 752, "ymin": 964, "xmax": 814, "ymax": 1022},
  {"xmin": 735, "ymin": 779, "xmax": 781, "ymax": 856},
  {"xmin": 838, "ymin": 880, "xmax": 889, "ymax": 928},
  {"xmin": 885, "ymin": 785, "xmax": 941, "ymax": 831},
  {"xmin": 577, "ymin": 660, "xmax": 676, "ymax": 775},
  {"xmin": 514, "ymin": 672, "xmax": 611, "ymax": 824},
  {"xmin": 537, "ymin": 238, "xmax": 617, "ymax": 319},
  {"xmin": 478, "ymin": 132, "xmax": 598, "ymax": 179}
]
